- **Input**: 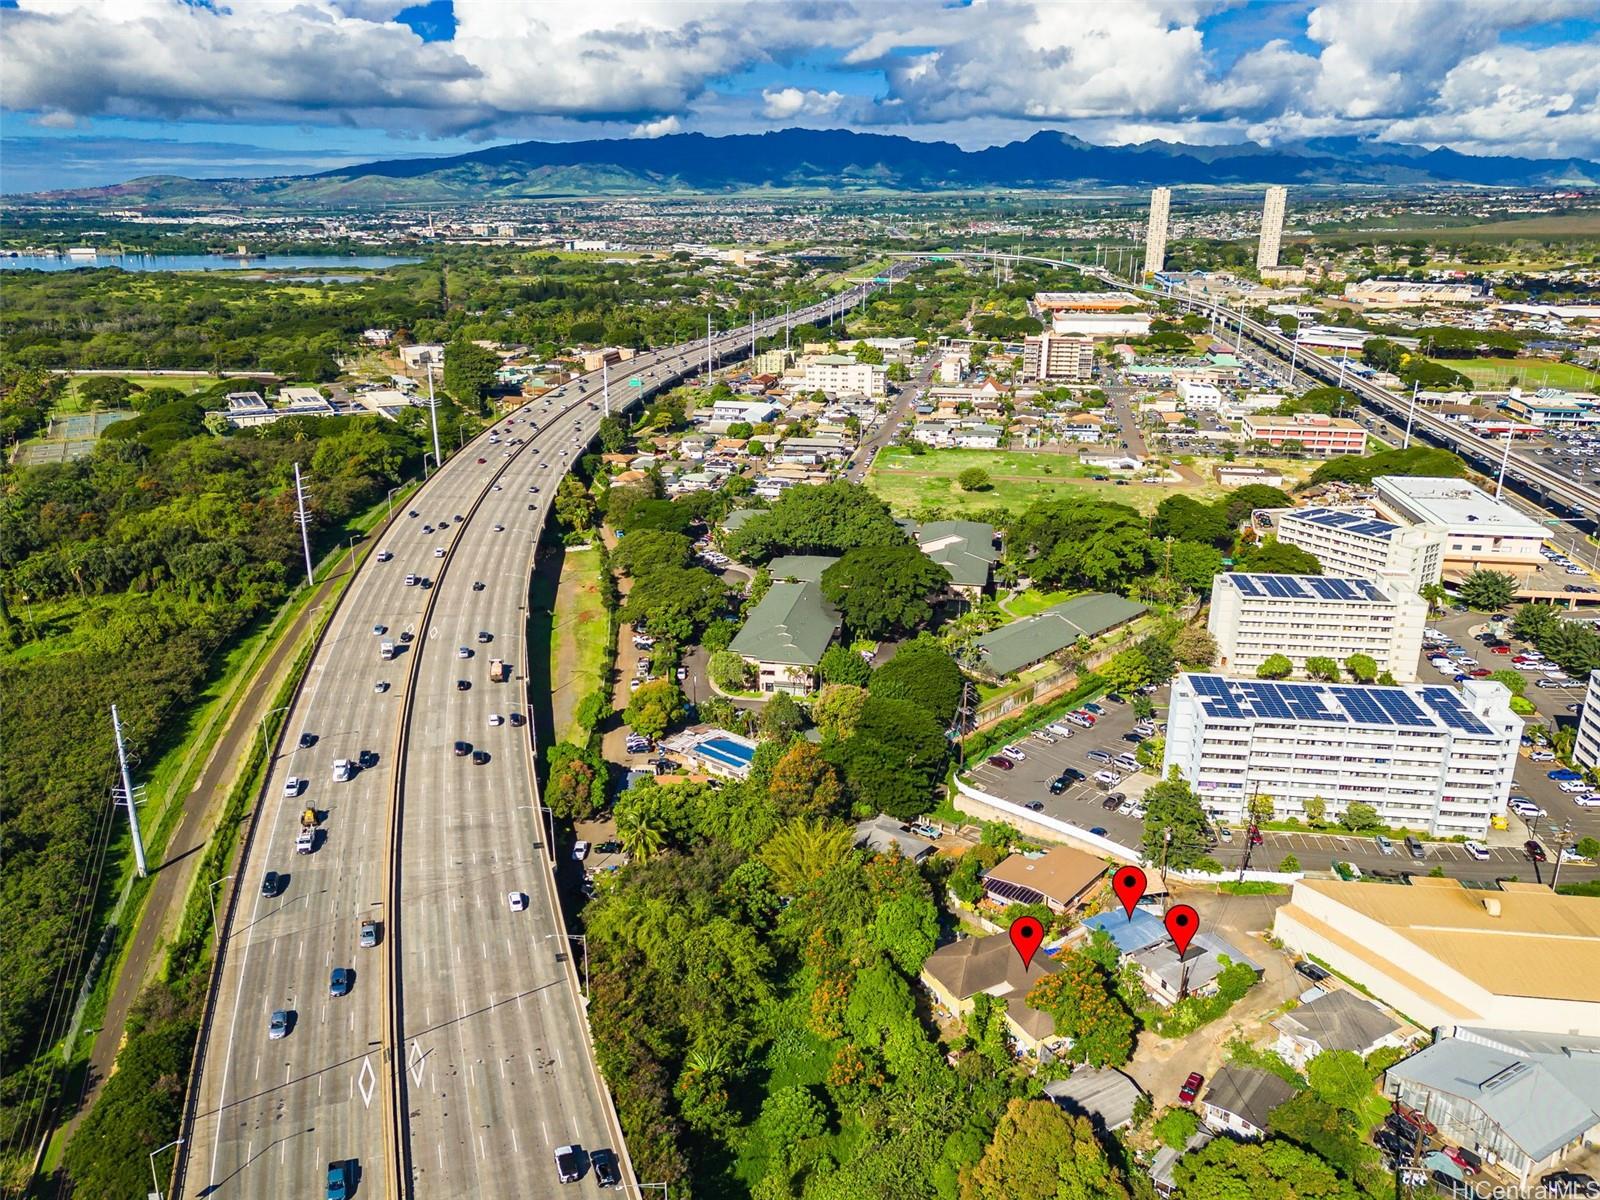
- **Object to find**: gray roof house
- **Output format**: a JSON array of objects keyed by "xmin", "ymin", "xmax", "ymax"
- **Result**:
[
  {"xmin": 1272, "ymin": 988, "xmax": 1411, "ymax": 1069},
  {"xmin": 910, "ymin": 520, "xmax": 998, "ymax": 597},
  {"xmin": 728, "ymin": 581, "xmax": 841, "ymax": 695},
  {"xmin": 974, "ymin": 593, "xmax": 1146, "ymax": 677},
  {"xmin": 1043, "ymin": 1066, "xmax": 1145, "ymax": 1132},
  {"xmin": 1199, "ymin": 1066, "xmax": 1296, "ymax": 1140},
  {"xmin": 1385, "ymin": 1027, "xmax": 1600, "ymax": 1185},
  {"xmin": 766, "ymin": 554, "xmax": 840, "ymax": 584},
  {"xmin": 1128, "ymin": 930, "xmax": 1260, "ymax": 1007},
  {"xmin": 853, "ymin": 814, "xmax": 937, "ymax": 863}
]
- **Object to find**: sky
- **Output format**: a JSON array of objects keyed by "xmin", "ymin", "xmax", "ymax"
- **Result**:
[{"xmin": 1, "ymin": 0, "xmax": 1598, "ymax": 193}]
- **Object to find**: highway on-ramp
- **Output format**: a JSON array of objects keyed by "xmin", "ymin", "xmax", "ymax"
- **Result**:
[{"xmin": 176, "ymin": 275, "xmax": 896, "ymax": 1200}]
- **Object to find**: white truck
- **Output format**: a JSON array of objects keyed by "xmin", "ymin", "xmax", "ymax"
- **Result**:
[{"xmin": 296, "ymin": 827, "xmax": 316, "ymax": 854}]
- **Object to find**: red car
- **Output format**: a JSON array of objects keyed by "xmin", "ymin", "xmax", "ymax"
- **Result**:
[
  {"xmin": 1442, "ymin": 1147, "xmax": 1481, "ymax": 1176},
  {"xmin": 1179, "ymin": 1072, "xmax": 1204, "ymax": 1103},
  {"xmin": 1392, "ymin": 1102, "xmax": 1437, "ymax": 1137},
  {"xmin": 1074, "ymin": 710, "xmax": 1098, "ymax": 725},
  {"xmin": 476, "ymin": 457, "xmax": 487, "ymax": 464},
  {"xmin": 1490, "ymin": 645, "xmax": 1511, "ymax": 654},
  {"xmin": 986, "ymin": 755, "xmax": 1014, "ymax": 771},
  {"xmin": 1469, "ymin": 668, "xmax": 1491, "ymax": 678}
]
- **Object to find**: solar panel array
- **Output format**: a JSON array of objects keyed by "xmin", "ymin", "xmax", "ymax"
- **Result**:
[
  {"xmin": 1226, "ymin": 573, "xmax": 1387, "ymax": 602},
  {"xmin": 1186, "ymin": 674, "xmax": 1496, "ymax": 736},
  {"xmin": 1292, "ymin": 507, "xmax": 1400, "ymax": 540},
  {"xmin": 983, "ymin": 877, "xmax": 1046, "ymax": 906}
]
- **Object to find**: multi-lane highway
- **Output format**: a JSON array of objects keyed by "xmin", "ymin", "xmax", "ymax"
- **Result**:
[{"xmin": 176, "ymin": 274, "xmax": 898, "ymax": 1200}]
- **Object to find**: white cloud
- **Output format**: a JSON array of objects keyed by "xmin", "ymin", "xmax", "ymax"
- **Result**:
[
  {"xmin": 760, "ymin": 87, "xmax": 845, "ymax": 120},
  {"xmin": 631, "ymin": 115, "xmax": 683, "ymax": 138}
]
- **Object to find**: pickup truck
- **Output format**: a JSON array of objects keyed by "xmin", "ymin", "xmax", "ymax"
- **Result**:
[
  {"xmin": 332, "ymin": 759, "xmax": 352, "ymax": 782},
  {"xmin": 296, "ymin": 828, "xmax": 316, "ymax": 854},
  {"xmin": 489, "ymin": 658, "xmax": 508, "ymax": 682}
]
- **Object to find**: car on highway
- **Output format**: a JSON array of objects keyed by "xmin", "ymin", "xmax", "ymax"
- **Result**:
[
  {"xmin": 1525, "ymin": 839, "xmax": 1547, "ymax": 862},
  {"xmin": 326, "ymin": 1160, "xmax": 350, "ymax": 1200},
  {"xmin": 261, "ymin": 871, "xmax": 283, "ymax": 897},
  {"xmin": 457, "ymin": 679, "xmax": 470, "ymax": 691},
  {"xmin": 405, "ymin": 573, "xmax": 417, "ymax": 586},
  {"xmin": 508, "ymin": 891, "xmax": 527, "ymax": 912},
  {"xmin": 359, "ymin": 920, "xmax": 379, "ymax": 948},
  {"xmin": 374, "ymin": 680, "xmax": 388, "ymax": 693},
  {"xmin": 298, "ymin": 732, "xmax": 317, "ymax": 749},
  {"xmin": 434, "ymin": 547, "xmax": 445, "ymax": 558},
  {"xmin": 471, "ymin": 750, "xmax": 489, "ymax": 765},
  {"xmin": 493, "ymin": 523, "xmax": 505, "ymax": 532},
  {"xmin": 554, "ymin": 1145, "xmax": 584, "ymax": 1184},
  {"xmin": 283, "ymin": 776, "xmax": 305, "ymax": 796},
  {"xmin": 330, "ymin": 967, "xmax": 352, "ymax": 997},
  {"xmin": 408, "ymin": 509, "xmax": 419, "ymax": 518},
  {"xmin": 590, "ymin": 1148, "xmax": 621, "ymax": 1189},
  {"xmin": 477, "ymin": 456, "xmax": 487, "ymax": 464},
  {"xmin": 372, "ymin": 623, "xmax": 385, "ymax": 636},
  {"xmin": 986, "ymin": 755, "xmax": 1014, "ymax": 771},
  {"xmin": 332, "ymin": 758, "xmax": 351, "ymax": 782},
  {"xmin": 376, "ymin": 549, "xmax": 392, "ymax": 562},
  {"xmin": 269, "ymin": 1009, "xmax": 291, "ymax": 1040},
  {"xmin": 1179, "ymin": 1072, "xmax": 1203, "ymax": 1103},
  {"xmin": 458, "ymin": 645, "xmax": 471, "ymax": 659}
]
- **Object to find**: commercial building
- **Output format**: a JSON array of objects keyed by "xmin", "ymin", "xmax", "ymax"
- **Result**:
[
  {"xmin": 1385, "ymin": 1028, "xmax": 1600, "ymax": 1187},
  {"xmin": 920, "ymin": 934, "xmax": 1063, "ymax": 1057},
  {"xmin": 981, "ymin": 846, "xmax": 1105, "ymax": 914},
  {"xmin": 973, "ymin": 593, "xmax": 1146, "ymax": 678},
  {"xmin": 1275, "ymin": 507, "xmax": 1446, "ymax": 591},
  {"xmin": 1163, "ymin": 674, "xmax": 1523, "ymax": 836},
  {"xmin": 1034, "ymin": 291, "xmax": 1144, "ymax": 312},
  {"xmin": 1144, "ymin": 187, "xmax": 1171, "ymax": 276},
  {"xmin": 798, "ymin": 354, "xmax": 887, "ymax": 397},
  {"xmin": 1021, "ymin": 332, "xmax": 1095, "ymax": 382},
  {"xmin": 1175, "ymin": 380, "xmax": 1224, "ymax": 409},
  {"xmin": 1241, "ymin": 412, "xmax": 1367, "ymax": 456},
  {"xmin": 1273, "ymin": 877, "xmax": 1600, "ymax": 1036},
  {"xmin": 1051, "ymin": 310, "xmax": 1153, "ymax": 339},
  {"xmin": 1207, "ymin": 572, "xmax": 1428, "ymax": 681},
  {"xmin": 1343, "ymin": 279, "xmax": 1489, "ymax": 307},
  {"xmin": 728, "ymin": 579, "xmax": 841, "ymax": 695},
  {"xmin": 1371, "ymin": 474, "xmax": 1548, "ymax": 578},
  {"xmin": 1501, "ymin": 388, "xmax": 1600, "ymax": 428},
  {"xmin": 224, "ymin": 391, "xmax": 276, "ymax": 428},
  {"xmin": 1256, "ymin": 186, "xmax": 1287, "ymax": 271},
  {"xmin": 1576, "ymin": 669, "xmax": 1600, "ymax": 770}
]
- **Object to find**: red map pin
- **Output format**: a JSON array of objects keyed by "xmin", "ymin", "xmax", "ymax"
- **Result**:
[
  {"xmin": 1008, "ymin": 915, "xmax": 1044, "ymax": 969},
  {"xmin": 1165, "ymin": 904, "xmax": 1199, "ymax": 957},
  {"xmin": 1111, "ymin": 866, "xmax": 1147, "ymax": 919}
]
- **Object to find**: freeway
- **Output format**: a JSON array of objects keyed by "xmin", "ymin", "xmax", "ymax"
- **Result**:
[{"xmin": 176, "ymin": 273, "xmax": 897, "ymax": 1200}]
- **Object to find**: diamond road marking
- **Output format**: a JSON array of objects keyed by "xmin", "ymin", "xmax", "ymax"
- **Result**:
[
  {"xmin": 357, "ymin": 1056, "xmax": 377, "ymax": 1109},
  {"xmin": 408, "ymin": 1038, "xmax": 428, "ymax": 1087}
]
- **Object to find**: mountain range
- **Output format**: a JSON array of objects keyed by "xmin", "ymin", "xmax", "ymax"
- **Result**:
[{"xmin": 17, "ymin": 128, "xmax": 1600, "ymax": 207}]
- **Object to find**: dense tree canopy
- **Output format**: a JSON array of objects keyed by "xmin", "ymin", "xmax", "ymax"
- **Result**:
[
  {"xmin": 959, "ymin": 1100, "xmax": 1128, "ymax": 1200},
  {"xmin": 822, "ymin": 547, "xmax": 952, "ymax": 638},
  {"xmin": 868, "ymin": 639, "xmax": 965, "ymax": 727}
]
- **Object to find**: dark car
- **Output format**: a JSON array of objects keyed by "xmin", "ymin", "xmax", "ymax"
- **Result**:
[
  {"xmin": 986, "ymin": 755, "xmax": 1014, "ymax": 771},
  {"xmin": 1061, "ymin": 768, "xmax": 1087, "ymax": 782},
  {"xmin": 456, "ymin": 679, "xmax": 470, "ymax": 691},
  {"xmin": 1122, "ymin": 733, "xmax": 1145, "ymax": 745},
  {"xmin": 1105, "ymin": 693, "xmax": 1125, "ymax": 704},
  {"xmin": 1024, "ymin": 800, "xmax": 1044, "ymax": 812},
  {"xmin": 358, "ymin": 749, "xmax": 378, "ymax": 770},
  {"xmin": 454, "ymin": 741, "xmax": 471, "ymax": 756},
  {"xmin": 298, "ymin": 732, "xmax": 317, "ymax": 749},
  {"xmin": 553, "ymin": 1144, "xmax": 583, "ymax": 1184},
  {"xmin": 590, "ymin": 1148, "xmax": 621, "ymax": 1189},
  {"xmin": 261, "ymin": 871, "xmax": 283, "ymax": 898},
  {"xmin": 472, "ymin": 750, "xmax": 490, "ymax": 765},
  {"xmin": 1102, "ymin": 795, "xmax": 1122, "ymax": 810},
  {"xmin": 1294, "ymin": 960, "xmax": 1331, "ymax": 984},
  {"xmin": 1371, "ymin": 1129, "xmax": 1410, "ymax": 1159},
  {"xmin": 1525, "ymin": 839, "xmax": 1547, "ymax": 862},
  {"xmin": 477, "ymin": 456, "xmax": 487, "ymax": 464},
  {"xmin": 330, "ymin": 967, "xmax": 352, "ymax": 997},
  {"xmin": 473, "ymin": 580, "xmax": 486, "ymax": 591},
  {"xmin": 1542, "ymin": 1172, "xmax": 1598, "ymax": 1197},
  {"xmin": 1049, "ymin": 776, "xmax": 1071, "ymax": 795},
  {"xmin": 1179, "ymin": 1072, "xmax": 1203, "ymax": 1103},
  {"xmin": 1088, "ymin": 826, "xmax": 1107, "ymax": 837}
]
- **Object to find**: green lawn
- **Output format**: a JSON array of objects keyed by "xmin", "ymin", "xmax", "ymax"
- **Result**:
[
  {"xmin": 548, "ymin": 547, "xmax": 609, "ymax": 745},
  {"xmin": 869, "ymin": 445, "xmax": 1163, "ymax": 514},
  {"xmin": 999, "ymin": 587, "xmax": 1082, "ymax": 619},
  {"xmin": 1431, "ymin": 357, "xmax": 1599, "ymax": 391}
]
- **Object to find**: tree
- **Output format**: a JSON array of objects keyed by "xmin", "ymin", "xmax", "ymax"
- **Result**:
[
  {"xmin": 818, "ymin": 644, "xmax": 872, "ymax": 686},
  {"xmin": 1168, "ymin": 540, "xmax": 1224, "ymax": 593},
  {"xmin": 708, "ymin": 649, "xmax": 752, "ymax": 691},
  {"xmin": 1307, "ymin": 1049, "xmax": 1374, "ymax": 1114},
  {"xmin": 1172, "ymin": 625, "xmax": 1218, "ymax": 669},
  {"xmin": 1026, "ymin": 953, "xmax": 1137, "ymax": 1067},
  {"xmin": 729, "ymin": 480, "xmax": 908, "ymax": 562},
  {"xmin": 1152, "ymin": 1105, "xmax": 1201, "ymax": 1149},
  {"xmin": 821, "ymin": 547, "xmax": 951, "ymax": 638},
  {"xmin": 1339, "ymin": 802, "xmax": 1381, "ymax": 832},
  {"xmin": 1222, "ymin": 484, "xmax": 1293, "ymax": 527},
  {"xmin": 759, "ymin": 818, "xmax": 855, "ymax": 895},
  {"xmin": 1576, "ymin": 836, "xmax": 1600, "ymax": 861},
  {"xmin": 760, "ymin": 691, "xmax": 806, "ymax": 741},
  {"xmin": 1488, "ymin": 668, "xmax": 1525, "ymax": 695},
  {"xmin": 1153, "ymin": 495, "xmax": 1233, "ymax": 548},
  {"xmin": 1099, "ymin": 647, "xmax": 1154, "ymax": 695},
  {"xmin": 867, "ymin": 640, "xmax": 964, "ymax": 725},
  {"xmin": 614, "ymin": 790, "xmax": 669, "ymax": 861},
  {"xmin": 625, "ymin": 679, "xmax": 687, "ymax": 740},
  {"xmin": 1513, "ymin": 602, "xmax": 1560, "ymax": 643},
  {"xmin": 1458, "ymin": 568, "xmax": 1517, "ymax": 613},
  {"xmin": 760, "ymin": 1085, "xmax": 828, "ymax": 1164},
  {"xmin": 1305, "ymin": 656, "xmax": 1340, "ymax": 682},
  {"xmin": 611, "ymin": 529, "xmax": 692, "ymax": 577},
  {"xmin": 959, "ymin": 1100, "xmax": 1129, "ymax": 1200},
  {"xmin": 1343, "ymin": 653, "xmax": 1377, "ymax": 683},
  {"xmin": 1304, "ymin": 795, "xmax": 1327, "ymax": 827},
  {"xmin": 812, "ymin": 683, "xmax": 869, "ymax": 738},
  {"xmin": 546, "ymin": 743, "xmax": 605, "ymax": 818},
  {"xmin": 1257, "ymin": 653, "xmax": 1293, "ymax": 679},
  {"xmin": 620, "ymin": 566, "xmax": 727, "ymax": 641},
  {"xmin": 1243, "ymin": 539, "xmax": 1323, "ymax": 575},
  {"xmin": 766, "ymin": 741, "xmax": 843, "ymax": 820},
  {"xmin": 553, "ymin": 475, "xmax": 597, "ymax": 531},
  {"xmin": 1174, "ymin": 1135, "xmax": 1361, "ymax": 1199},
  {"xmin": 1142, "ymin": 772, "xmax": 1214, "ymax": 870},
  {"xmin": 958, "ymin": 467, "xmax": 992, "ymax": 492},
  {"xmin": 597, "ymin": 414, "xmax": 627, "ymax": 453},
  {"xmin": 442, "ymin": 338, "xmax": 500, "ymax": 410},
  {"xmin": 833, "ymin": 696, "xmax": 949, "ymax": 820}
]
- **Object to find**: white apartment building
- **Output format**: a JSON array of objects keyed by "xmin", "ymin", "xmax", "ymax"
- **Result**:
[
  {"xmin": 1176, "ymin": 380, "xmax": 1224, "ymax": 410},
  {"xmin": 1145, "ymin": 187, "xmax": 1171, "ymax": 276},
  {"xmin": 1208, "ymin": 573, "xmax": 1427, "ymax": 682},
  {"xmin": 1371, "ymin": 475, "xmax": 1548, "ymax": 579},
  {"xmin": 1256, "ymin": 186, "xmax": 1287, "ymax": 271},
  {"xmin": 1275, "ymin": 507, "xmax": 1446, "ymax": 592},
  {"xmin": 798, "ymin": 355, "xmax": 887, "ymax": 397},
  {"xmin": 1022, "ymin": 333, "xmax": 1094, "ymax": 382},
  {"xmin": 1164, "ymin": 674, "xmax": 1523, "ymax": 837},
  {"xmin": 1575, "ymin": 669, "xmax": 1600, "ymax": 770}
]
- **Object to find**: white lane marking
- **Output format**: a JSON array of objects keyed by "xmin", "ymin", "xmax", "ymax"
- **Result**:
[{"xmin": 358, "ymin": 1054, "xmax": 377, "ymax": 1108}]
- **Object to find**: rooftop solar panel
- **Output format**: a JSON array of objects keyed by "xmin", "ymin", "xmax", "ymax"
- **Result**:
[
  {"xmin": 1186, "ymin": 675, "xmax": 1499, "ymax": 739},
  {"xmin": 983, "ymin": 877, "xmax": 1046, "ymax": 906},
  {"xmin": 1417, "ymin": 687, "xmax": 1493, "ymax": 736}
]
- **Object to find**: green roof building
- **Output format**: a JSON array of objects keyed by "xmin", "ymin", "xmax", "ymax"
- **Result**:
[
  {"xmin": 766, "ymin": 555, "xmax": 840, "ymax": 584},
  {"xmin": 907, "ymin": 520, "xmax": 997, "ymax": 597},
  {"xmin": 975, "ymin": 593, "xmax": 1146, "ymax": 677},
  {"xmin": 729, "ymin": 580, "xmax": 842, "ymax": 695}
]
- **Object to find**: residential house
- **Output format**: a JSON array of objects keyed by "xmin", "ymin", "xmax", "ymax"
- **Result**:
[
  {"xmin": 1271, "ymin": 989, "xmax": 1411, "ymax": 1070},
  {"xmin": 919, "ymin": 934, "xmax": 1063, "ymax": 1057},
  {"xmin": 906, "ymin": 520, "xmax": 997, "ymax": 600},
  {"xmin": 728, "ymin": 580, "xmax": 841, "ymax": 695},
  {"xmin": 765, "ymin": 555, "xmax": 838, "ymax": 584},
  {"xmin": 1385, "ymin": 1028, "xmax": 1600, "ymax": 1187},
  {"xmin": 1199, "ymin": 1067, "xmax": 1296, "ymax": 1139},
  {"xmin": 853, "ymin": 814, "xmax": 937, "ymax": 863},
  {"xmin": 1151, "ymin": 1130, "xmax": 1214, "ymax": 1198},
  {"xmin": 1042, "ymin": 1067, "xmax": 1145, "ymax": 1132},
  {"xmin": 981, "ymin": 846, "xmax": 1106, "ymax": 915},
  {"xmin": 1128, "ymin": 929, "xmax": 1262, "ymax": 1007}
]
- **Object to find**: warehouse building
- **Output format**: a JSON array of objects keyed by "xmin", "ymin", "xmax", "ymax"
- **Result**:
[
  {"xmin": 1275, "ymin": 507, "xmax": 1446, "ymax": 592},
  {"xmin": 1163, "ymin": 674, "xmax": 1522, "ymax": 836},
  {"xmin": 1208, "ymin": 573, "xmax": 1428, "ymax": 681}
]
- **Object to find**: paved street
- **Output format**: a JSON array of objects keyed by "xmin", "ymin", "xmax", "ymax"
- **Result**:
[{"xmin": 842, "ymin": 351, "xmax": 931, "ymax": 483}]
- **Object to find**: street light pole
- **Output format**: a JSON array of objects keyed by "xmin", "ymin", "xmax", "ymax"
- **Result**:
[
  {"xmin": 1494, "ymin": 426, "xmax": 1514, "ymax": 500},
  {"xmin": 208, "ymin": 875, "xmax": 234, "ymax": 942},
  {"xmin": 149, "ymin": 1136, "xmax": 184, "ymax": 1200},
  {"xmin": 425, "ymin": 363, "xmax": 442, "ymax": 470},
  {"xmin": 387, "ymin": 485, "xmax": 400, "ymax": 522},
  {"xmin": 1402, "ymin": 381, "xmax": 1419, "ymax": 450}
]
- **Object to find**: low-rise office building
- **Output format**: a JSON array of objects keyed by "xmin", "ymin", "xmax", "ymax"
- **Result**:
[
  {"xmin": 1176, "ymin": 380, "xmax": 1224, "ymax": 409},
  {"xmin": 1575, "ymin": 669, "xmax": 1600, "ymax": 770},
  {"xmin": 1371, "ymin": 474, "xmax": 1548, "ymax": 579},
  {"xmin": 798, "ymin": 354, "xmax": 887, "ymax": 397},
  {"xmin": 1275, "ymin": 507, "xmax": 1446, "ymax": 591},
  {"xmin": 1274, "ymin": 878, "xmax": 1600, "ymax": 1036},
  {"xmin": 1163, "ymin": 674, "xmax": 1522, "ymax": 836},
  {"xmin": 1242, "ymin": 412, "xmax": 1367, "ymax": 456},
  {"xmin": 1208, "ymin": 572, "xmax": 1427, "ymax": 681}
]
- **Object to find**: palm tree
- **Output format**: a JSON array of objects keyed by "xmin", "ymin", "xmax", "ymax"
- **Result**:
[
  {"xmin": 759, "ymin": 818, "xmax": 854, "ymax": 896},
  {"xmin": 616, "ymin": 797, "xmax": 667, "ymax": 863}
]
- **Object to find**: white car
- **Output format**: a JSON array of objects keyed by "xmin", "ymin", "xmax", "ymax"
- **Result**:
[
  {"xmin": 488, "ymin": 713, "xmax": 504, "ymax": 726},
  {"xmin": 377, "ymin": 549, "xmax": 392, "ymax": 561},
  {"xmin": 1558, "ymin": 780, "xmax": 1589, "ymax": 793},
  {"xmin": 508, "ymin": 891, "xmax": 527, "ymax": 911},
  {"xmin": 1463, "ymin": 841, "xmax": 1490, "ymax": 860},
  {"xmin": 493, "ymin": 523, "xmax": 504, "ymax": 533},
  {"xmin": 457, "ymin": 646, "xmax": 471, "ymax": 659},
  {"xmin": 1046, "ymin": 723, "xmax": 1076, "ymax": 739},
  {"xmin": 1530, "ymin": 750, "xmax": 1556, "ymax": 762},
  {"xmin": 1032, "ymin": 731, "xmax": 1058, "ymax": 744},
  {"xmin": 283, "ymin": 776, "xmax": 305, "ymax": 796},
  {"xmin": 1000, "ymin": 745, "xmax": 1027, "ymax": 762},
  {"xmin": 1573, "ymin": 794, "xmax": 1600, "ymax": 808},
  {"xmin": 434, "ymin": 547, "xmax": 445, "ymax": 558},
  {"xmin": 1092, "ymin": 769, "xmax": 1121, "ymax": 786},
  {"xmin": 572, "ymin": 841, "xmax": 590, "ymax": 861},
  {"xmin": 374, "ymin": 680, "xmax": 389, "ymax": 693},
  {"xmin": 1560, "ymin": 847, "xmax": 1590, "ymax": 864}
]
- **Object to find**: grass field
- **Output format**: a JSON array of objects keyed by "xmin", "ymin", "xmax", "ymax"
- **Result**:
[
  {"xmin": 1432, "ymin": 357, "xmax": 1600, "ymax": 391},
  {"xmin": 548, "ymin": 547, "xmax": 608, "ymax": 745},
  {"xmin": 1000, "ymin": 587, "xmax": 1082, "ymax": 619}
]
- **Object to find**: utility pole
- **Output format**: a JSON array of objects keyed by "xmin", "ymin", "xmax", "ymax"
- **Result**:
[
  {"xmin": 602, "ymin": 358, "xmax": 610, "ymax": 418},
  {"xmin": 750, "ymin": 309, "xmax": 756, "ymax": 358},
  {"xmin": 785, "ymin": 303, "xmax": 791, "ymax": 351},
  {"xmin": 1494, "ymin": 426, "xmax": 1514, "ymax": 499},
  {"xmin": 1547, "ymin": 821, "xmax": 1576, "ymax": 891},
  {"xmin": 112, "ymin": 704, "xmax": 148, "ymax": 878},
  {"xmin": 424, "ymin": 362, "xmax": 442, "ymax": 471},
  {"xmin": 705, "ymin": 312, "xmax": 712, "ymax": 379},
  {"xmin": 292, "ymin": 462, "xmax": 315, "ymax": 587},
  {"xmin": 1403, "ymin": 381, "xmax": 1419, "ymax": 449}
]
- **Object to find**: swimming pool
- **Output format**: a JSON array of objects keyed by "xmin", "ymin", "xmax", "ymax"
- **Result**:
[{"xmin": 696, "ymin": 736, "xmax": 755, "ymax": 770}]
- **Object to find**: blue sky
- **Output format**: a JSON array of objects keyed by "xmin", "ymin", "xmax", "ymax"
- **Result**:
[{"xmin": 2, "ymin": 0, "xmax": 1597, "ymax": 193}]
